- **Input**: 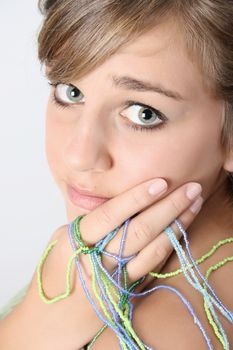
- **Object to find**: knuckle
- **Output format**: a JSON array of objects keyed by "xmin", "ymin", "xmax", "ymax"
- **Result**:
[
  {"xmin": 154, "ymin": 244, "xmax": 171, "ymax": 262},
  {"xmin": 133, "ymin": 219, "xmax": 153, "ymax": 243},
  {"xmin": 169, "ymin": 196, "xmax": 184, "ymax": 216},
  {"xmin": 176, "ymin": 214, "xmax": 189, "ymax": 231},
  {"xmin": 130, "ymin": 189, "xmax": 143, "ymax": 208},
  {"xmin": 98, "ymin": 205, "xmax": 114, "ymax": 227},
  {"xmin": 169, "ymin": 222, "xmax": 184, "ymax": 241}
]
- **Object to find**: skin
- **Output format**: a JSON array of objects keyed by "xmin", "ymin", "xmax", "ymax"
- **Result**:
[
  {"xmin": 46, "ymin": 21, "xmax": 232, "ymax": 222},
  {"xmin": 0, "ymin": 19, "xmax": 233, "ymax": 350},
  {"xmin": 44, "ymin": 20, "xmax": 233, "ymax": 348}
]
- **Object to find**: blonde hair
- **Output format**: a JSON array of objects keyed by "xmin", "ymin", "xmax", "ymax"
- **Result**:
[{"xmin": 37, "ymin": 0, "xmax": 233, "ymax": 182}]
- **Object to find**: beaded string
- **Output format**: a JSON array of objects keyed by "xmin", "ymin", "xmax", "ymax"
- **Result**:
[
  {"xmin": 150, "ymin": 236, "xmax": 233, "ymax": 350},
  {"xmin": 73, "ymin": 217, "xmax": 231, "ymax": 348},
  {"xmin": 149, "ymin": 237, "xmax": 233, "ymax": 279},
  {"xmin": 117, "ymin": 219, "xmax": 130, "ymax": 308},
  {"xmin": 175, "ymin": 219, "xmax": 233, "ymax": 323},
  {"xmin": 68, "ymin": 222, "xmax": 144, "ymax": 350},
  {"xmin": 164, "ymin": 225, "xmax": 230, "ymax": 350},
  {"xmin": 173, "ymin": 222, "xmax": 233, "ymax": 331},
  {"xmin": 74, "ymin": 216, "xmax": 148, "ymax": 350},
  {"xmin": 75, "ymin": 216, "xmax": 139, "ymax": 348},
  {"xmin": 69, "ymin": 217, "xmax": 214, "ymax": 350},
  {"xmin": 74, "ymin": 213, "xmax": 137, "ymax": 346},
  {"xmin": 74, "ymin": 217, "xmax": 209, "ymax": 345},
  {"xmin": 37, "ymin": 239, "xmax": 82, "ymax": 304},
  {"xmin": 36, "ymin": 217, "xmax": 218, "ymax": 348},
  {"xmin": 164, "ymin": 226, "xmax": 228, "ymax": 350},
  {"xmin": 88, "ymin": 238, "xmax": 213, "ymax": 349},
  {"xmin": 90, "ymin": 254, "xmax": 141, "ymax": 350},
  {"xmin": 174, "ymin": 222, "xmax": 233, "ymax": 350},
  {"xmin": 204, "ymin": 256, "xmax": 233, "ymax": 349},
  {"xmin": 37, "ymin": 227, "xmax": 233, "ymax": 348},
  {"xmin": 69, "ymin": 220, "xmax": 206, "ymax": 349},
  {"xmin": 92, "ymin": 219, "xmax": 131, "ymax": 333},
  {"xmin": 91, "ymin": 254, "xmax": 135, "ymax": 348},
  {"xmin": 38, "ymin": 217, "xmax": 231, "ymax": 349}
]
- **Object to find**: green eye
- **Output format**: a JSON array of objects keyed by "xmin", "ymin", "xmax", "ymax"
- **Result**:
[
  {"xmin": 48, "ymin": 81, "xmax": 167, "ymax": 132},
  {"xmin": 54, "ymin": 83, "xmax": 85, "ymax": 104},
  {"xmin": 121, "ymin": 103, "xmax": 165, "ymax": 127}
]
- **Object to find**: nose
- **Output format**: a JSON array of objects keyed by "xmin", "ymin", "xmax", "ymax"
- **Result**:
[{"xmin": 62, "ymin": 114, "xmax": 113, "ymax": 173}]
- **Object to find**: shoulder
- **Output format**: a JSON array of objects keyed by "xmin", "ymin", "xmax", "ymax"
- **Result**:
[
  {"xmin": 134, "ymin": 235, "xmax": 233, "ymax": 350},
  {"xmin": 131, "ymin": 277, "xmax": 231, "ymax": 350},
  {"xmin": 91, "ymin": 241, "xmax": 233, "ymax": 350},
  {"xmin": 91, "ymin": 278, "xmax": 232, "ymax": 350},
  {"xmin": 90, "ymin": 282, "xmax": 214, "ymax": 349}
]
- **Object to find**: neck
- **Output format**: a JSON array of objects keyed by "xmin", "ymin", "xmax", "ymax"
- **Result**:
[
  {"xmin": 190, "ymin": 175, "xmax": 233, "ymax": 239},
  {"xmin": 163, "ymin": 176, "xmax": 233, "ymax": 273}
]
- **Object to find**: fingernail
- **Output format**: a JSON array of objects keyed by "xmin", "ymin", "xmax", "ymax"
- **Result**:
[
  {"xmin": 186, "ymin": 183, "xmax": 202, "ymax": 200},
  {"xmin": 148, "ymin": 179, "xmax": 168, "ymax": 195},
  {"xmin": 190, "ymin": 196, "xmax": 203, "ymax": 214}
]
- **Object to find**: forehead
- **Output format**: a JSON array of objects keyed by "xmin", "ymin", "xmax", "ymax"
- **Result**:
[
  {"xmin": 102, "ymin": 21, "xmax": 206, "ymax": 101},
  {"xmin": 119, "ymin": 20, "xmax": 181, "ymax": 56}
]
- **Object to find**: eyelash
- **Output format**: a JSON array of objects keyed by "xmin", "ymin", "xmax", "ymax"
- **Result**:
[{"xmin": 48, "ymin": 82, "xmax": 167, "ymax": 133}]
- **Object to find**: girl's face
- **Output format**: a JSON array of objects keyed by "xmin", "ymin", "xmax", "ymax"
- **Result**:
[{"xmin": 45, "ymin": 21, "xmax": 230, "ymax": 222}]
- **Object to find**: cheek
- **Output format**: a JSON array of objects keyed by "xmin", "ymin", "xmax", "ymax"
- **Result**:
[
  {"xmin": 114, "ymin": 120, "xmax": 223, "ymax": 195},
  {"xmin": 45, "ymin": 107, "xmax": 67, "ymax": 181}
]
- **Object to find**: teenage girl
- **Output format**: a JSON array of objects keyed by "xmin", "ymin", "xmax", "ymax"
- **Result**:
[{"xmin": 0, "ymin": 1, "xmax": 233, "ymax": 349}]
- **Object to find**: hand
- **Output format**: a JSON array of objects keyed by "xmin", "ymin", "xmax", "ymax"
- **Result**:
[
  {"xmin": 70, "ymin": 178, "xmax": 203, "ymax": 287},
  {"xmin": 0, "ymin": 179, "xmax": 203, "ymax": 350}
]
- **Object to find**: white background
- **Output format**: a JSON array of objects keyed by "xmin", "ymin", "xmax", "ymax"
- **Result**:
[{"xmin": 0, "ymin": 2, "xmax": 67, "ymax": 307}]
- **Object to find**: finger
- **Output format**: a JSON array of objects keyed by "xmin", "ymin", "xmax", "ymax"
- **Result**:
[
  {"xmin": 106, "ymin": 183, "xmax": 202, "ymax": 257},
  {"xmin": 126, "ymin": 196, "xmax": 203, "ymax": 284},
  {"xmin": 80, "ymin": 178, "xmax": 168, "ymax": 244}
]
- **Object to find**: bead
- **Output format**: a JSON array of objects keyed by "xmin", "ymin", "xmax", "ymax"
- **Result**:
[{"xmin": 36, "ymin": 215, "xmax": 233, "ymax": 350}]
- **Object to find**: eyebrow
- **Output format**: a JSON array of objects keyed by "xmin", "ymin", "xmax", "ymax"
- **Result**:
[{"xmin": 110, "ymin": 74, "xmax": 185, "ymax": 101}]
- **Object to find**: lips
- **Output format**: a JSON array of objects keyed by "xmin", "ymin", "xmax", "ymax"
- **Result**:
[{"xmin": 66, "ymin": 184, "xmax": 110, "ymax": 211}]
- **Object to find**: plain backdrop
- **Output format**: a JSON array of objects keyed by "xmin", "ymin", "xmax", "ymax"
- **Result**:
[{"xmin": 0, "ymin": 2, "xmax": 67, "ymax": 307}]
